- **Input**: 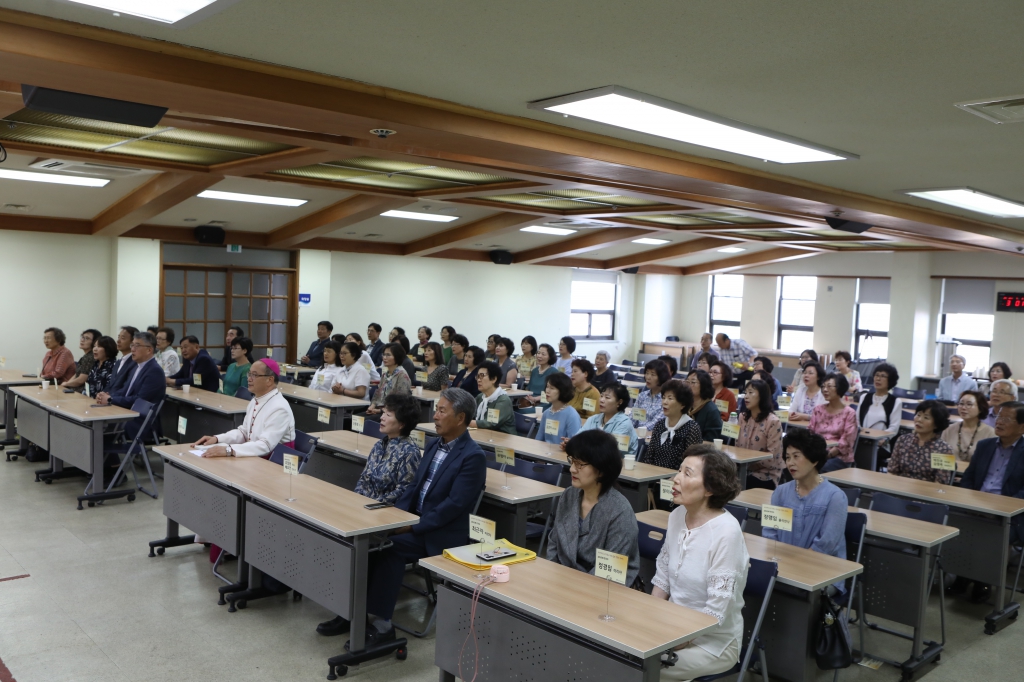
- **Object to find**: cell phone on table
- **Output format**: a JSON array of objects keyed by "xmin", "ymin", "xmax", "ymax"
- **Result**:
[
  {"xmin": 63, "ymin": 389, "xmax": 75, "ymax": 393},
  {"xmin": 363, "ymin": 501, "xmax": 394, "ymax": 510},
  {"xmin": 22, "ymin": 374, "xmax": 37, "ymax": 378},
  {"xmin": 476, "ymin": 547, "xmax": 517, "ymax": 562}
]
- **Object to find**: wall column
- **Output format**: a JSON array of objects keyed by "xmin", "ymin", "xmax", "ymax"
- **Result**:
[{"xmin": 888, "ymin": 253, "xmax": 933, "ymax": 387}]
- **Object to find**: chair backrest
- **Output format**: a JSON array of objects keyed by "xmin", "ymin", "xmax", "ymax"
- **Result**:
[
  {"xmin": 484, "ymin": 451, "xmax": 503, "ymax": 471},
  {"xmin": 893, "ymin": 387, "xmax": 925, "ymax": 400},
  {"xmin": 278, "ymin": 374, "xmax": 295, "ymax": 384},
  {"xmin": 235, "ymin": 386, "xmax": 253, "ymax": 400},
  {"xmin": 622, "ymin": 359, "xmax": 639, "ymax": 367},
  {"xmin": 514, "ymin": 412, "xmax": 537, "ymax": 438},
  {"xmin": 843, "ymin": 487, "xmax": 861, "ymax": 507},
  {"xmin": 635, "ymin": 440, "xmax": 648, "ymax": 464},
  {"xmin": 901, "ymin": 409, "xmax": 916, "ymax": 421},
  {"xmin": 624, "ymin": 372, "xmax": 644, "ymax": 382},
  {"xmin": 744, "ymin": 557, "xmax": 779, "ymax": 600},
  {"xmin": 665, "ymin": 336, "xmax": 680, "ymax": 342},
  {"xmin": 516, "ymin": 376, "xmax": 526, "ymax": 390},
  {"xmin": 361, "ymin": 418, "xmax": 382, "ymax": 440},
  {"xmin": 366, "ymin": 385, "xmax": 377, "ymax": 402},
  {"xmin": 869, "ymin": 491, "xmax": 948, "ymax": 525},
  {"xmin": 293, "ymin": 429, "xmax": 319, "ymax": 457},
  {"xmin": 510, "ymin": 458, "xmax": 562, "ymax": 486},
  {"xmin": 425, "ymin": 435, "xmax": 439, "ymax": 452},
  {"xmin": 724, "ymin": 503, "xmax": 747, "ymax": 530},
  {"xmin": 128, "ymin": 397, "xmax": 154, "ymax": 419},
  {"xmin": 845, "ymin": 512, "xmax": 868, "ymax": 563},
  {"xmin": 636, "ymin": 520, "xmax": 666, "ymax": 561},
  {"xmin": 268, "ymin": 443, "xmax": 308, "ymax": 466}
]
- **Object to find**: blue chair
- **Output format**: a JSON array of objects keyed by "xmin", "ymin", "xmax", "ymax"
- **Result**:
[
  {"xmin": 725, "ymin": 503, "xmax": 747, "ymax": 530},
  {"xmin": 692, "ymin": 558, "xmax": 779, "ymax": 682},
  {"xmin": 665, "ymin": 336, "xmax": 680, "ymax": 342},
  {"xmin": 361, "ymin": 418, "xmax": 382, "ymax": 440},
  {"xmin": 509, "ymin": 459, "xmax": 563, "ymax": 542},
  {"xmin": 268, "ymin": 443, "xmax": 309, "ymax": 467},
  {"xmin": 893, "ymin": 387, "xmax": 925, "ymax": 400},
  {"xmin": 366, "ymin": 386, "xmax": 377, "ymax": 402},
  {"xmin": 836, "ymin": 512, "xmax": 868, "ymax": 682},
  {"xmin": 843, "ymin": 487, "xmax": 862, "ymax": 507},
  {"xmin": 635, "ymin": 441, "xmax": 648, "ymax": 464},
  {"xmin": 636, "ymin": 520, "xmax": 667, "ymax": 592},
  {"xmin": 622, "ymin": 359, "xmax": 640, "ymax": 367},
  {"xmin": 293, "ymin": 430, "xmax": 319, "ymax": 459},
  {"xmin": 235, "ymin": 386, "xmax": 252, "ymax": 400},
  {"xmin": 97, "ymin": 397, "xmax": 161, "ymax": 505},
  {"xmin": 514, "ymin": 412, "xmax": 538, "ymax": 439},
  {"xmin": 278, "ymin": 374, "xmax": 295, "ymax": 385},
  {"xmin": 624, "ymin": 372, "xmax": 645, "ymax": 382}
]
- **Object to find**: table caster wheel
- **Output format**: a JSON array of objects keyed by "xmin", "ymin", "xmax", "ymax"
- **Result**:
[
  {"xmin": 236, "ymin": 600, "xmax": 247, "ymax": 610},
  {"xmin": 87, "ymin": 501, "xmax": 95, "ymax": 507},
  {"xmin": 44, "ymin": 479, "xmax": 52, "ymax": 485},
  {"xmin": 127, "ymin": 494, "xmax": 136, "ymax": 502},
  {"xmin": 396, "ymin": 646, "xmax": 407, "ymax": 661},
  {"xmin": 156, "ymin": 547, "xmax": 165, "ymax": 555},
  {"xmin": 10, "ymin": 455, "xmax": 17, "ymax": 461}
]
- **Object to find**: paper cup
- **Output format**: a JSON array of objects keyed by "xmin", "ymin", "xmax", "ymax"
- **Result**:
[
  {"xmin": 637, "ymin": 426, "xmax": 647, "ymax": 439},
  {"xmin": 713, "ymin": 438, "xmax": 724, "ymax": 450},
  {"xmin": 416, "ymin": 386, "xmax": 423, "ymax": 396},
  {"xmin": 535, "ymin": 406, "xmax": 543, "ymax": 418},
  {"xmin": 183, "ymin": 385, "xmax": 190, "ymax": 394},
  {"xmin": 623, "ymin": 455, "xmax": 636, "ymax": 470}
]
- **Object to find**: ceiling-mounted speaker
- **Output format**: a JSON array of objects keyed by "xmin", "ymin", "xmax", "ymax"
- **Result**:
[
  {"xmin": 22, "ymin": 85, "xmax": 168, "ymax": 128},
  {"xmin": 194, "ymin": 225, "xmax": 226, "ymax": 245},
  {"xmin": 623, "ymin": 267, "xmax": 640, "ymax": 274},
  {"xmin": 489, "ymin": 249, "xmax": 513, "ymax": 265},
  {"xmin": 825, "ymin": 217, "xmax": 874, "ymax": 234}
]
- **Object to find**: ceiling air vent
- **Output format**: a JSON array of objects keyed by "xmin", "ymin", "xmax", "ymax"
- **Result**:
[
  {"xmin": 28, "ymin": 159, "xmax": 145, "ymax": 177},
  {"xmin": 955, "ymin": 95, "xmax": 1024, "ymax": 124}
]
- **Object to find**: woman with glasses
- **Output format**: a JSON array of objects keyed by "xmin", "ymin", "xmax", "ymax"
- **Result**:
[
  {"xmin": 809, "ymin": 373, "xmax": 859, "ymax": 473},
  {"xmin": 367, "ymin": 343, "xmax": 412, "ymax": 418},
  {"xmin": 709, "ymin": 362, "xmax": 737, "ymax": 420},
  {"xmin": 470, "ymin": 361, "xmax": 516, "ymax": 434},
  {"xmin": 546, "ymin": 430, "xmax": 639, "ymax": 586},
  {"xmin": 789, "ymin": 361, "xmax": 826, "ymax": 423},
  {"xmin": 887, "ymin": 400, "xmax": 954, "ymax": 482},
  {"xmin": 943, "ymin": 390, "xmax": 994, "ymax": 461},
  {"xmin": 332, "ymin": 342, "xmax": 371, "ymax": 399},
  {"xmin": 535, "ymin": 372, "xmax": 581, "ymax": 445},
  {"xmin": 220, "ymin": 336, "xmax": 253, "ymax": 397}
]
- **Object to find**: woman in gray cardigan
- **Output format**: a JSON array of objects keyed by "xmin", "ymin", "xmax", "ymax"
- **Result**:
[{"xmin": 546, "ymin": 430, "xmax": 640, "ymax": 586}]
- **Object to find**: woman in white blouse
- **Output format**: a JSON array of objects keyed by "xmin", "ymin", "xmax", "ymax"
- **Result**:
[
  {"xmin": 343, "ymin": 333, "xmax": 382, "ymax": 381},
  {"xmin": 332, "ymin": 341, "xmax": 371, "ymax": 399},
  {"xmin": 652, "ymin": 444, "xmax": 749, "ymax": 680},
  {"xmin": 789, "ymin": 361, "xmax": 826, "ymax": 422},
  {"xmin": 310, "ymin": 341, "xmax": 345, "ymax": 393},
  {"xmin": 856, "ymin": 363, "xmax": 902, "ymax": 440}
]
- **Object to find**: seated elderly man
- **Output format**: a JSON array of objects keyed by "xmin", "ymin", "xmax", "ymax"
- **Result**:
[
  {"xmin": 690, "ymin": 333, "xmax": 719, "ymax": 370},
  {"xmin": 167, "ymin": 336, "xmax": 220, "ymax": 392},
  {"xmin": 983, "ymin": 379, "xmax": 1018, "ymax": 428},
  {"xmin": 96, "ymin": 331, "xmax": 167, "ymax": 441},
  {"xmin": 937, "ymin": 354, "xmax": 978, "ymax": 404},
  {"xmin": 714, "ymin": 332, "xmax": 757, "ymax": 386},
  {"xmin": 194, "ymin": 358, "xmax": 296, "ymax": 457}
]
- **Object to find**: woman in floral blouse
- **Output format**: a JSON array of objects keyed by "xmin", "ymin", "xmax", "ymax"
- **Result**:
[
  {"xmin": 737, "ymin": 379, "xmax": 784, "ymax": 489},
  {"xmin": 810, "ymin": 373, "xmax": 860, "ymax": 473},
  {"xmin": 421, "ymin": 342, "xmax": 449, "ymax": 391},
  {"xmin": 354, "ymin": 393, "xmax": 423, "ymax": 504},
  {"xmin": 646, "ymin": 380, "xmax": 703, "ymax": 472},
  {"xmin": 86, "ymin": 335, "xmax": 118, "ymax": 397},
  {"xmin": 888, "ymin": 400, "xmax": 954, "ymax": 483},
  {"xmin": 632, "ymin": 358, "xmax": 671, "ymax": 433},
  {"xmin": 367, "ymin": 343, "xmax": 412, "ymax": 418}
]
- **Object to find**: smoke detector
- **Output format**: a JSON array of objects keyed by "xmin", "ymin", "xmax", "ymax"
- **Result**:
[{"xmin": 370, "ymin": 128, "xmax": 397, "ymax": 138}]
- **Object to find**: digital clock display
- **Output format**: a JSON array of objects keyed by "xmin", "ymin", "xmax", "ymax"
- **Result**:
[{"xmin": 997, "ymin": 292, "xmax": 1024, "ymax": 312}]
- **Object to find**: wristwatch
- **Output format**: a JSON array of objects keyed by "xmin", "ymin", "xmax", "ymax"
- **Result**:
[{"xmin": 225, "ymin": 445, "xmax": 233, "ymax": 457}]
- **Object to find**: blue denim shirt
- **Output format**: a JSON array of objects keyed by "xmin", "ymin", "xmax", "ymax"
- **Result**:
[{"xmin": 763, "ymin": 479, "xmax": 848, "ymax": 561}]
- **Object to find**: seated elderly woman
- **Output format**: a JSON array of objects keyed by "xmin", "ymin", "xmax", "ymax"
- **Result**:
[
  {"xmin": 568, "ymin": 358, "xmax": 601, "ymax": 420},
  {"xmin": 535, "ymin": 372, "xmax": 581, "ymax": 445},
  {"xmin": 591, "ymin": 350, "xmax": 616, "ymax": 392},
  {"xmin": 709, "ymin": 361, "xmax": 738, "ymax": 420},
  {"xmin": 421, "ymin": 341, "xmax": 449, "ymax": 391},
  {"xmin": 888, "ymin": 400, "xmax": 955, "ymax": 483},
  {"xmin": 983, "ymin": 379, "xmax": 1018, "ymax": 428},
  {"xmin": 546, "ymin": 430, "xmax": 640, "ymax": 586},
  {"xmin": 453, "ymin": 345, "xmax": 484, "ymax": 396},
  {"xmin": 790, "ymin": 361, "xmax": 826, "ymax": 422},
  {"xmin": 653, "ymin": 444, "xmax": 748, "ymax": 681},
  {"xmin": 523, "ymin": 342, "xmax": 557, "ymax": 409},
  {"xmin": 632, "ymin": 358, "xmax": 671, "ymax": 434},
  {"xmin": 332, "ymin": 342, "xmax": 371, "ymax": 400},
  {"xmin": 786, "ymin": 348, "xmax": 819, "ymax": 392},
  {"xmin": 86, "ymin": 335, "xmax": 118, "ymax": 397},
  {"xmin": 833, "ymin": 351, "xmax": 862, "ymax": 395},
  {"xmin": 752, "ymin": 369, "xmax": 780, "ymax": 410},
  {"xmin": 580, "ymin": 382, "xmax": 639, "ymax": 455},
  {"xmin": 809, "ymin": 373, "xmax": 860, "ymax": 473},
  {"xmin": 763, "ymin": 429, "xmax": 849, "ymax": 588},
  {"xmin": 516, "ymin": 336, "xmax": 538, "ymax": 384},
  {"xmin": 366, "ymin": 343, "xmax": 412, "ymax": 418},
  {"xmin": 470, "ymin": 361, "xmax": 517, "ymax": 434},
  {"xmin": 40, "ymin": 327, "xmax": 76, "ymax": 384},
  {"xmin": 686, "ymin": 370, "xmax": 723, "ymax": 442},
  {"xmin": 647, "ymin": 380, "xmax": 703, "ymax": 471},
  {"xmin": 310, "ymin": 340, "xmax": 345, "ymax": 393},
  {"xmin": 694, "ymin": 351, "xmax": 716, "ymax": 373},
  {"xmin": 943, "ymin": 390, "xmax": 995, "ymax": 461},
  {"xmin": 737, "ymin": 379, "xmax": 784, "ymax": 489},
  {"xmin": 988, "ymin": 362, "xmax": 1013, "ymax": 388},
  {"xmin": 446, "ymin": 334, "xmax": 469, "ymax": 376},
  {"xmin": 494, "ymin": 337, "xmax": 519, "ymax": 387},
  {"xmin": 354, "ymin": 393, "xmax": 423, "ymax": 504}
]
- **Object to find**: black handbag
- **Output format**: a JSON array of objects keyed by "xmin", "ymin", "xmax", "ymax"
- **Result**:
[{"xmin": 815, "ymin": 595, "xmax": 853, "ymax": 670}]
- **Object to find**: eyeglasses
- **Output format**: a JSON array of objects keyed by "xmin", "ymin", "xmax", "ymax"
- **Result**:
[
  {"xmin": 246, "ymin": 372, "xmax": 274, "ymax": 379},
  {"xmin": 566, "ymin": 456, "xmax": 591, "ymax": 469},
  {"xmin": 129, "ymin": 343, "xmax": 153, "ymax": 349}
]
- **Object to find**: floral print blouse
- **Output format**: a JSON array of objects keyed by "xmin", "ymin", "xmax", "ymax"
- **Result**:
[
  {"xmin": 632, "ymin": 387, "xmax": 664, "ymax": 432},
  {"xmin": 737, "ymin": 412, "xmax": 784, "ymax": 484},
  {"xmin": 808, "ymin": 404, "xmax": 859, "ymax": 463},
  {"xmin": 371, "ymin": 366, "xmax": 411, "ymax": 408},
  {"xmin": 354, "ymin": 435, "xmax": 422, "ymax": 504},
  {"xmin": 86, "ymin": 359, "xmax": 116, "ymax": 397},
  {"xmin": 423, "ymin": 364, "xmax": 449, "ymax": 391},
  {"xmin": 887, "ymin": 433, "xmax": 954, "ymax": 483}
]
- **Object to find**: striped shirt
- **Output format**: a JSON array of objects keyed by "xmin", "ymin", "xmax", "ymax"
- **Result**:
[{"xmin": 418, "ymin": 440, "xmax": 452, "ymax": 512}]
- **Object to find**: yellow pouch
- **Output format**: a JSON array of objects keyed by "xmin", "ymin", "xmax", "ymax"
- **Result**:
[{"xmin": 442, "ymin": 539, "xmax": 536, "ymax": 571}]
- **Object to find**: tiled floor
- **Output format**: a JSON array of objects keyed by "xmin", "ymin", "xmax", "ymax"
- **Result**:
[{"xmin": 0, "ymin": 450, "xmax": 1022, "ymax": 681}]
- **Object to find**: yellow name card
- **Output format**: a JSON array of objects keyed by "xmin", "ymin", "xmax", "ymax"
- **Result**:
[
  {"xmin": 469, "ymin": 514, "xmax": 496, "ymax": 545},
  {"xmin": 660, "ymin": 478, "xmax": 674, "ymax": 501},
  {"xmin": 761, "ymin": 504, "xmax": 793, "ymax": 531},
  {"xmin": 721, "ymin": 422, "xmax": 740, "ymax": 439},
  {"xmin": 633, "ymin": 408, "xmax": 647, "ymax": 423},
  {"xmin": 486, "ymin": 408, "xmax": 500, "ymax": 423},
  {"xmin": 595, "ymin": 548, "xmax": 628, "ymax": 584},
  {"xmin": 715, "ymin": 399, "xmax": 729, "ymax": 413},
  {"xmin": 411, "ymin": 430, "xmax": 425, "ymax": 449},
  {"xmin": 317, "ymin": 407, "xmax": 330, "ymax": 424},
  {"xmin": 283, "ymin": 454, "xmax": 300, "ymax": 475},
  {"xmin": 545, "ymin": 419, "xmax": 559, "ymax": 435},
  {"xmin": 615, "ymin": 434, "xmax": 630, "ymax": 452},
  {"xmin": 775, "ymin": 409, "xmax": 789, "ymax": 423},
  {"xmin": 495, "ymin": 446, "xmax": 515, "ymax": 466},
  {"xmin": 931, "ymin": 453, "xmax": 956, "ymax": 471},
  {"xmin": 583, "ymin": 397, "xmax": 597, "ymax": 412},
  {"xmin": 351, "ymin": 415, "xmax": 364, "ymax": 433}
]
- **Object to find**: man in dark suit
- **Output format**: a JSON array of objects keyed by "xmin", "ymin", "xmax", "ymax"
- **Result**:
[
  {"xmin": 300, "ymin": 320, "xmax": 333, "ymax": 367},
  {"xmin": 366, "ymin": 322, "xmax": 385, "ymax": 368},
  {"xmin": 97, "ymin": 331, "xmax": 167, "ymax": 441},
  {"xmin": 105, "ymin": 326, "xmax": 140, "ymax": 395},
  {"xmin": 955, "ymin": 400, "xmax": 1024, "ymax": 602},
  {"xmin": 166, "ymin": 336, "xmax": 220, "ymax": 392},
  {"xmin": 315, "ymin": 388, "xmax": 486, "ymax": 647}
]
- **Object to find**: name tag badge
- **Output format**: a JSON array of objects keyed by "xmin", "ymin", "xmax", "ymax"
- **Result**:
[
  {"xmin": 595, "ymin": 548, "xmax": 628, "ymax": 585},
  {"xmin": 931, "ymin": 453, "xmax": 956, "ymax": 471},
  {"xmin": 457, "ymin": 364, "xmax": 465, "ymax": 372},
  {"xmin": 317, "ymin": 406, "xmax": 330, "ymax": 424},
  {"xmin": 416, "ymin": 371, "xmax": 428, "ymax": 382},
  {"xmin": 722, "ymin": 422, "xmax": 740, "ymax": 439},
  {"xmin": 775, "ymin": 409, "xmax": 789, "ymax": 423},
  {"xmin": 633, "ymin": 408, "xmax": 647, "ymax": 423},
  {"xmin": 486, "ymin": 408, "xmax": 500, "ymax": 423},
  {"xmin": 558, "ymin": 366, "xmax": 566, "ymax": 373},
  {"xmin": 283, "ymin": 454, "xmax": 300, "ymax": 475},
  {"xmin": 545, "ymin": 419, "xmax": 559, "ymax": 436},
  {"xmin": 715, "ymin": 399, "xmax": 729, "ymax": 413},
  {"xmin": 778, "ymin": 395, "xmax": 792, "ymax": 407},
  {"xmin": 659, "ymin": 478, "xmax": 674, "ymax": 501},
  {"xmin": 177, "ymin": 416, "xmax": 187, "ymax": 435},
  {"xmin": 193, "ymin": 373, "xmax": 201, "ymax": 385},
  {"xmin": 495, "ymin": 446, "xmax": 515, "ymax": 466},
  {"xmin": 583, "ymin": 397, "xmax": 597, "ymax": 412},
  {"xmin": 351, "ymin": 415, "xmax": 365, "ymax": 433},
  {"xmin": 316, "ymin": 373, "xmax": 324, "ymax": 386},
  {"xmin": 411, "ymin": 430, "xmax": 426, "ymax": 449},
  {"xmin": 469, "ymin": 514, "xmax": 496, "ymax": 545},
  {"xmin": 761, "ymin": 504, "xmax": 793, "ymax": 532},
  {"xmin": 615, "ymin": 434, "xmax": 630, "ymax": 452},
  {"xmin": 628, "ymin": 387, "xmax": 639, "ymax": 399}
]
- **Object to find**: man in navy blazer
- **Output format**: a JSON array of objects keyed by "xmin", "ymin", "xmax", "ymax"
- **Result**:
[
  {"xmin": 105, "ymin": 326, "xmax": 140, "ymax": 395},
  {"xmin": 166, "ymin": 336, "xmax": 220, "ymax": 392},
  {"xmin": 97, "ymin": 331, "xmax": 167, "ymax": 440},
  {"xmin": 316, "ymin": 387, "xmax": 486, "ymax": 647}
]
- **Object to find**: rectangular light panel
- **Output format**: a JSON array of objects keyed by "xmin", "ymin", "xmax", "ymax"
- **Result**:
[
  {"xmin": 65, "ymin": 1, "xmax": 220, "ymax": 23},
  {"xmin": 717, "ymin": 247, "xmax": 746, "ymax": 253},
  {"xmin": 632, "ymin": 237, "xmax": 670, "ymax": 245},
  {"xmin": 0, "ymin": 169, "xmax": 109, "ymax": 187},
  {"xmin": 521, "ymin": 225, "xmax": 577, "ymax": 236},
  {"xmin": 529, "ymin": 87, "xmax": 855, "ymax": 164},
  {"xmin": 905, "ymin": 188, "xmax": 1024, "ymax": 218},
  {"xmin": 381, "ymin": 210, "xmax": 459, "ymax": 222},
  {"xmin": 198, "ymin": 190, "xmax": 307, "ymax": 207}
]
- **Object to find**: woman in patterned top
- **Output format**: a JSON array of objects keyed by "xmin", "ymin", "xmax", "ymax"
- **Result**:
[
  {"xmin": 86, "ymin": 335, "xmax": 118, "ymax": 397},
  {"xmin": 516, "ymin": 336, "xmax": 538, "ymax": 384},
  {"xmin": 737, "ymin": 379, "xmax": 784, "ymax": 489},
  {"xmin": 646, "ymin": 380, "xmax": 703, "ymax": 472},
  {"xmin": 60, "ymin": 328, "xmax": 101, "ymax": 392},
  {"xmin": 421, "ymin": 342, "xmax": 449, "ymax": 391},
  {"xmin": 810, "ymin": 373, "xmax": 860, "ymax": 473},
  {"xmin": 789, "ymin": 361, "xmax": 826, "ymax": 422},
  {"xmin": 354, "ymin": 393, "xmax": 423, "ymax": 504},
  {"xmin": 632, "ymin": 359, "xmax": 670, "ymax": 434},
  {"xmin": 888, "ymin": 400, "xmax": 954, "ymax": 483},
  {"xmin": 367, "ymin": 343, "xmax": 412, "ymax": 418}
]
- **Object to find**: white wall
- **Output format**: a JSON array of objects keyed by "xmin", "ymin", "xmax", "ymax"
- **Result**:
[
  {"xmin": 739, "ymin": 276, "xmax": 777, "ymax": 348},
  {"xmin": 297, "ymin": 249, "xmax": 333, "ymax": 343},
  {"xmin": 677, "ymin": 275, "xmax": 710, "ymax": 343},
  {"xmin": 739, "ymin": 252, "xmax": 894, "ymax": 278},
  {"xmin": 812, "ymin": 277, "xmax": 857, "ymax": 355},
  {"xmin": 888, "ymin": 252, "xmax": 933, "ymax": 383},
  {"xmin": 111, "ymin": 237, "xmax": 160, "ymax": 332}
]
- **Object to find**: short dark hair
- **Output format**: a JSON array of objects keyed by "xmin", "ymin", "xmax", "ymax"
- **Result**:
[
  {"xmin": 742, "ymin": 379, "xmax": 773, "ymax": 422},
  {"xmin": 538, "ymin": 343, "xmax": 557, "ymax": 365},
  {"xmin": 690, "ymin": 369, "xmax": 715, "ymax": 400},
  {"xmin": 521, "ymin": 335, "xmax": 538, "ymax": 355},
  {"xmin": 658, "ymin": 355, "xmax": 678, "ymax": 376},
  {"xmin": 180, "ymin": 335, "xmax": 200, "ymax": 346},
  {"xmin": 424, "ymin": 341, "xmax": 445, "ymax": 366},
  {"xmin": 464, "ymin": 346, "xmax": 485, "ymax": 369},
  {"xmin": 560, "ymin": 336, "xmax": 576, "ymax": 354},
  {"xmin": 644, "ymin": 359, "xmax": 671, "ymax": 386},
  {"xmin": 801, "ymin": 349, "xmax": 819, "ymax": 364},
  {"xmin": 824, "ymin": 372, "xmax": 849, "ymax": 397},
  {"xmin": 441, "ymin": 325, "xmax": 456, "ymax": 340},
  {"xmin": 384, "ymin": 342, "xmax": 407, "ymax": 366},
  {"xmin": 697, "ymin": 352, "xmax": 717, "ymax": 367},
  {"xmin": 990, "ymin": 362, "xmax": 1013, "ymax": 381},
  {"xmin": 571, "ymin": 358, "xmax": 596, "ymax": 382},
  {"xmin": 546, "ymin": 372, "xmax": 575, "ymax": 403},
  {"xmin": 346, "ymin": 332, "xmax": 366, "ymax": 350},
  {"xmin": 392, "ymin": 326, "xmax": 406, "ymax": 336},
  {"xmin": 322, "ymin": 340, "xmax": 343, "ymax": 367},
  {"xmin": 681, "ymin": 443, "xmax": 740, "ymax": 509},
  {"xmin": 565, "ymin": 430, "xmax": 622, "ymax": 494},
  {"xmin": 134, "ymin": 331, "xmax": 157, "ymax": 348},
  {"xmin": 662, "ymin": 379, "xmax": 695, "ymax": 413},
  {"xmin": 120, "ymin": 326, "xmax": 139, "ymax": 340},
  {"xmin": 916, "ymin": 399, "xmax": 951, "ymax": 432},
  {"xmin": 83, "ymin": 328, "xmax": 103, "ymax": 346},
  {"xmin": 395, "ymin": 334, "xmax": 411, "ymax": 353},
  {"xmin": 147, "ymin": 325, "xmax": 159, "ymax": 334},
  {"xmin": 497, "ymin": 337, "xmax": 515, "ymax": 356},
  {"xmin": 754, "ymin": 355, "xmax": 774, "ymax": 373},
  {"xmin": 419, "ymin": 326, "xmax": 432, "ymax": 339},
  {"xmin": 958, "ymin": 390, "xmax": 989, "ymax": 420},
  {"xmin": 318, "ymin": 320, "xmax": 334, "ymax": 332},
  {"xmin": 998, "ymin": 401, "xmax": 1024, "ymax": 425},
  {"xmin": 783, "ymin": 428, "xmax": 829, "ymax": 471},
  {"xmin": 228, "ymin": 325, "xmax": 245, "ymax": 337},
  {"xmin": 834, "ymin": 350, "xmax": 852, "ymax": 364},
  {"xmin": 753, "ymin": 370, "xmax": 777, "ymax": 395},
  {"xmin": 603, "ymin": 383, "xmax": 631, "ymax": 413},
  {"xmin": 477, "ymin": 360, "xmax": 502, "ymax": 383},
  {"xmin": 231, "ymin": 336, "xmax": 254, "ymax": 363},
  {"xmin": 44, "ymin": 327, "xmax": 66, "ymax": 345},
  {"xmin": 340, "ymin": 341, "xmax": 362, "ymax": 362},
  {"xmin": 368, "ymin": 322, "xmax": 382, "ymax": 333},
  {"xmin": 331, "ymin": 334, "xmax": 345, "ymax": 344},
  {"xmin": 94, "ymin": 335, "xmax": 118, "ymax": 360},
  {"xmin": 156, "ymin": 326, "xmax": 175, "ymax": 344},
  {"xmin": 711, "ymin": 361, "xmax": 733, "ymax": 387},
  {"xmin": 873, "ymin": 363, "xmax": 899, "ymax": 390},
  {"xmin": 452, "ymin": 334, "xmax": 469, "ymax": 349},
  {"xmin": 383, "ymin": 393, "xmax": 422, "ymax": 438},
  {"xmin": 802, "ymin": 362, "xmax": 825, "ymax": 387},
  {"xmin": 487, "ymin": 333, "xmax": 501, "ymax": 346}
]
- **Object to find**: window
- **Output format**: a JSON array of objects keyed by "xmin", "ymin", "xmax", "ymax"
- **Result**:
[
  {"xmin": 942, "ymin": 313, "xmax": 993, "ymax": 372},
  {"xmin": 777, "ymin": 276, "xmax": 816, "ymax": 352},
  {"xmin": 855, "ymin": 278, "xmax": 890, "ymax": 359},
  {"xmin": 709, "ymin": 274, "xmax": 743, "ymax": 339},
  {"xmin": 570, "ymin": 272, "xmax": 617, "ymax": 340}
]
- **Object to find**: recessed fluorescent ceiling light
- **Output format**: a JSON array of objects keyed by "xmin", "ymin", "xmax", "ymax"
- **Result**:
[
  {"xmin": 198, "ymin": 190, "xmax": 306, "ymax": 207},
  {"xmin": 381, "ymin": 210, "xmax": 458, "ymax": 222},
  {"xmin": 0, "ymin": 168, "xmax": 109, "ymax": 187},
  {"xmin": 632, "ymin": 237, "xmax": 670, "ymax": 245},
  {"xmin": 717, "ymin": 247, "xmax": 746, "ymax": 254},
  {"xmin": 65, "ymin": 0, "xmax": 221, "ymax": 23},
  {"xmin": 521, "ymin": 225, "xmax": 577, "ymax": 236},
  {"xmin": 529, "ymin": 86, "xmax": 855, "ymax": 164},
  {"xmin": 905, "ymin": 188, "xmax": 1024, "ymax": 218}
]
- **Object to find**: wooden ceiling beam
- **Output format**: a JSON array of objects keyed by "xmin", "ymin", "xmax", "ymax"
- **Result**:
[
  {"xmin": 514, "ymin": 227, "xmax": 659, "ymax": 264},
  {"xmin": 413, "ymin": 180, "xmax": 548, "ymax": 200},
  {"xmin": 91, "ymin": 172, "xmax": 221, "ymax": 237},
  {"xmin": 0, "ymin": 139, "xmax": 210, "ymax": 173},
  {"xmin": 124, "ymin": 223, "xmax": 269, "ymax": 248},
  {"xmin": 266, "ymin": 194, "xmax": 413, "ymax": 248},
  {"xmin": 604, "ymin": 237, "xmax": 736, "ymax": 270},
  {"xmin": 210, "ymin": 147, "xmax": 338, "ymax": 176},
  {"xmin": 558, "ymin": 204, "xmax": 698, "ymax": 219},
  {"xmin": 0, "ymin": 213, "xmax": 92, "ymax": 235},
  {"xmin": 402, "ymin": 212, "xmax": 538, "ymax": 257},
  {"xmin": 682, "ymin": 248, "xmax": 819, "ymax": 276},
  {"xmin": 251, "ymin": 172, "xmax": 418, "ymax": 198},
  {"xmin": 0, "ymin": 89, "xmax": 23, "ymax": 118}
]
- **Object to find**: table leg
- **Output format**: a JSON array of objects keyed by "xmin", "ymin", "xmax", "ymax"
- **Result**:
[
  {"xmin": 985, "ymin": 517, "xmax": 1020, "ymax": 634},
  {"xmin": 439, "ymin": 670, "xmax": 456, "ymax": 682},
  {"xmin": 149, "ymin": 518, "xmax": 197, "ymax": 557},
  {"xmin": 2, "ymin": 387, "xmax": 18, "ymax": 448},
  {"xmin": 76, "ymin": 420, "xmax": 135, "ymax": 510},
  {"xmin": 350, "ymin": 534, "xmax": 368, "ymax": 652},
  {"xmin": 737, "ymin": 462, "xmax": 749, "ymax": 489}
]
